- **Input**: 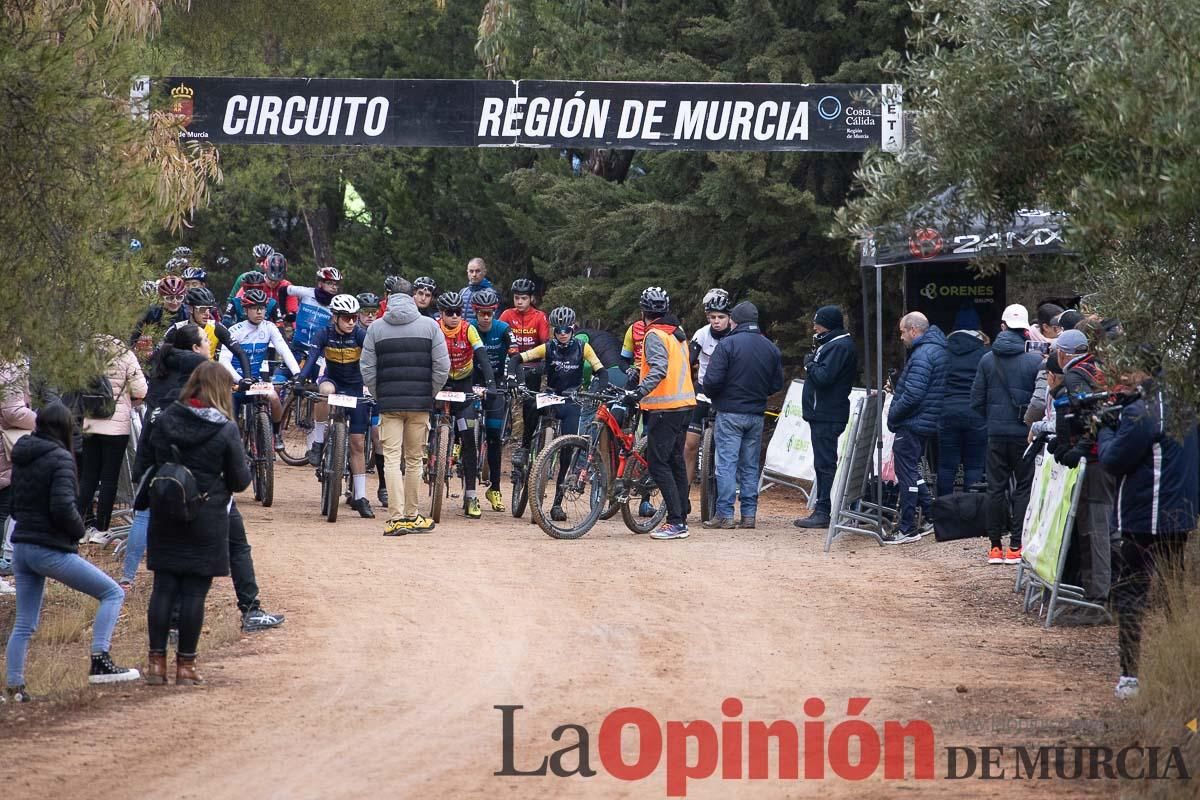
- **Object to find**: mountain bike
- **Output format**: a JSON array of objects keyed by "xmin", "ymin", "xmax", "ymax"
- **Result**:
[
  {"xmin": 307, "ymin": 388, "xmax": 366, "ymax": 523},
  {"xmin": 424, "ymin": 387, "xmax": 488, "ymax": 522},
  {"xmin": 695, "ymin": 392, "xmax": 717, "ymax": 522},
  {"xmin": 277, "ymin": 380, "xmax": 317, "ymax": 466},
  {"xmin": 508, "ymin": 385, "xmax": 566, "ymax": 521},
  {"xmin": 240, "ymin": 379, "xmax": 277, "ymax": 507}
]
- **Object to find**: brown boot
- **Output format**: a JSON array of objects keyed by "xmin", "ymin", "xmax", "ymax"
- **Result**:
[
  {"xmin": 175, "ymin": 654, "xmax": 204, "ymax": 686},
  {"xmin": 145, "ymin": 651, "xmax": 168, "ymax": 685}
]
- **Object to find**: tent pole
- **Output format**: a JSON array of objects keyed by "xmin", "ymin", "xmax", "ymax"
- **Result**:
[{"xmin": 875, "ymin": 265, "xmax": 884, "ymax": 530}]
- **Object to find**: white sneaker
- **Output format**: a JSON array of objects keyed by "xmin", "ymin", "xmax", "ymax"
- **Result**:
[
  {"xmin": 1114, "ymin": 675, "xmax": 1139, "ymax": 699},
  {"xmin": 80, "ymin": 526, "xmax": 100, "ymax": 544},
  {"xmin": 88, "ymin": 528, "xmax": 120, "ymax": 545},
  {"xmin": 0, "ymin": 578, "xmax": 15, "ymax": 595}
]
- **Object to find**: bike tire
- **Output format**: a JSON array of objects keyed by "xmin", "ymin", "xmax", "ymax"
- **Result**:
[
  {"xmin": 699, "ymin": 424, "xmax": 715, "ymax": 522},
  {"xmin": 620, "ymin": 441, "xmax": 668, "ymax": 534},
  {"xmin": 324, "ymin": 421, "xmax": 347, "ymax": 523},
  {"xmin": 532, "ymin": 422, "xmax": 559, "ymax": 525},
  {"xmin": 255, "ymin": 408, "xmax": 275, "ymax": 507},
  {"xmin": 596, "ymin": 425, "xmax": 621, "ymax": 520},
  {"xmin": 529, "ymin": 435, "xmax": 609, "ymax": 539},
  {"xmin": 430, "ymin": 423, "xmax": 451, "ymax": 523},
  {"xmin": 278, "ymin": 392, "xmax": 313, "ymax": 466}
]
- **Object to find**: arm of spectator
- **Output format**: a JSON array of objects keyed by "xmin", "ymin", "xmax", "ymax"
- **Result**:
[
  {"xmin": 702, "ymin": 342, "xmax": 728, "ymax": 400},
  {"xmin": 1098, "ymin": 405, "xmax": 1152, "ymax": 476},
  {"xmin": 970, "ymin": 356, "xmax": 989, "ymax": 419},
  {"xmin": 638, "ymin": 332, "xmax": 669, "ymax": 397},
  {"xmin": 360, "ymin": 328, "xmax": 377, "ymax": 396}
]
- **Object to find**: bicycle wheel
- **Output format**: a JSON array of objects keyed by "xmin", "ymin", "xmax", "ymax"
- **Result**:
[
  {"xmin": 620, "ymin": 442, "xmax": 668, "ymax": 534},
  {"xmin": 529, "ymin": 435, "xmax": 609, "ymax": 539},
  {"xmin": 255, "ymin": 408, "xmax": 275, "ymax": 507},
  {"xmin": 323, "ymin": 420, "xmax": 347, "ymax": 523},
  {"xmin": 699, "ymin": 424, "xmax": 715, "ymax": 522},
  {"xmin": 595, "ymin": 425, "xmax": 621, "ymax": 520},
  {"xmin": 532, "ymin": 422, "xmax": 559, "ymax": 525},
  {"xmin": 278, "ymin": 392, "xmax": 313, "ymax": 466},
  {"xmin": 510, "ymin": 432, "xmax": 530, "ymax": 520},
  {"xmin": 429, "ymin": 423, "xmax": 451, "ymax": 523}
]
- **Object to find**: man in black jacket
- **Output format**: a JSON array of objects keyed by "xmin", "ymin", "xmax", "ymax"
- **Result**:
[
  {"xmin": 795, "ymin": 305, "xmax": 857, "ymax": 529},
  {"xmin": 702, "ymin": 302, "xmax": 783, "ymax": 529}
]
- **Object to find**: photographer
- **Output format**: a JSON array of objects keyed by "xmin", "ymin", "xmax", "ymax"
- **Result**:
[{"xmin": 1098, "ymin": 360, "xmax": 1198, "ymax": 699}]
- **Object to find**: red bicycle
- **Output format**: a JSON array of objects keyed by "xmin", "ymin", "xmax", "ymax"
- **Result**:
[{"xmin": 529, "ymin": 385, "xmax": 666, "ymax": 539}]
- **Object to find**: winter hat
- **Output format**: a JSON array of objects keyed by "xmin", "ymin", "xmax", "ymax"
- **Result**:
[
  {"xmin": 1001, "ymin": 303, "xmax": 1031, "ymax": 329},
  {"xmin": 813, "ymin": 305, "xmax": 843, "ymax": 330},
  {"xmin": 1046, "ymin": 354, "xmax": 1064, "ymax": 374},
  {"xmin": 1054, "ymin": 328, "xmax": 1089, "ymax": 354},
  {"xmin": 1055, "ymin": 309, "xmax": 1083, "ymax": 330},
  {"xmin": 731, "ymin": 301, "xmax": 759, "ymax": 325},
  {"xmin": 953, "ymin": 306, "xmax": 982, "ymax": 332}
]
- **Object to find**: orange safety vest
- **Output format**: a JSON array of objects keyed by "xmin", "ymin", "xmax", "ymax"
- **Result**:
[{"xmin": 639, "ymin": 325, "xmax": 696, "ymax": 411}]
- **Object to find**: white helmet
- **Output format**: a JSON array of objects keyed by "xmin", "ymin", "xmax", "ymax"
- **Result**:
[{"xmin": 330, "ymin": 293, "xmax": 360, "ymax": 315}]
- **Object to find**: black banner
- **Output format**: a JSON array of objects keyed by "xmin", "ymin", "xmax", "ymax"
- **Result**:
[
  {"xmin": 157, "ymin": 77, "xmax": 902, "ymax": 152},
  {"xmin": 903, "ymin": 261, "xmax": 1007, "ymax": 336}
]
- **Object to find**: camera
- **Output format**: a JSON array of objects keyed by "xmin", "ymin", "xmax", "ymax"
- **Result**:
[{"xmin": 1055, "ymin": 387, "xmax": 1142, "ymax": 434}]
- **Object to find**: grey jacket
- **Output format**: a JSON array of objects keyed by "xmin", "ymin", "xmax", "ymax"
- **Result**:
[{"xmin": 361, "ymin": 293, "xmax": 450, "ymax": 413}]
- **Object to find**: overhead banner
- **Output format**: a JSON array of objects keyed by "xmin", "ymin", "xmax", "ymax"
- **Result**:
[{"xmin": 156, "ymin": 77, "xmax": 903, "ymax": 152}]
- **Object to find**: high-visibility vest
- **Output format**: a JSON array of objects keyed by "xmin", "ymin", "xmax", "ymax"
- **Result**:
[{"xmin": 639, "ymin": 325, "xmax": 696, "ymax": 411}]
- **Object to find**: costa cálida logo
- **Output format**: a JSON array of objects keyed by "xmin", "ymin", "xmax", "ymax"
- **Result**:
[{"xmin": 171, "ymin": 83, "xmax": 194, "ymax": 127}]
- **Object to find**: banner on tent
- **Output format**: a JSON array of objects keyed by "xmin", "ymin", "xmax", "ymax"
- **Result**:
[
  {"xmin": 1020, "ymin": 454, "xmax": 1083, "ymax": 585},
  {"xmin": 151, "ymin": 77, "xmax": 903, "ymax": 152}
]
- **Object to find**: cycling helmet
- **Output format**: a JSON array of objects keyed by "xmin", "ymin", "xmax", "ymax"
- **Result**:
[
  {"xmin": 139, "ymin": 280, "xmax": 158, "ymax": 298},
  {"xmin": 182, "ymin": 266, "xmax": 207, "ymax": 282},
  {"xmin": 264, "ymin": 252, "xmax": 287, "ymax": 281},
  {"xmin": 639, "ymin": 286, "xmax": 670, "ymax": 313},
  {"xmin": 316, "ymin": 266, "xmax": 342, "ymax": 282},
  {"xmin": 216, "ymin": 255, "xmax": 231, "ymax": 268},
  {"xmin": 242, "ymin": 270, "xmax": 267, "ymax": 288},
  {"xmin": 186, "ymin": 287, "xmax": 217, "ymax": 308},
  {"xmin": 702, "ymin": 288, "xmax": 731, "ymax": 313},
  {"xmin": 413, "ymin": 276, "xmax": 437, "ymax": 293},
  {"xmin": 548, "ymin": 306, "xmax": 577, "ymax": 329},
  {"xmin": 471, "ymin": 288, "xmax": 500, "ymax": 310},
  {"xmin": 330, "ymin": 293, "xmax": 360, "ymax": 315},
  {"xmin": 384, "ymin": 275, "xmax": 405, "ymax": 294},
  {"xmin": 252, "ymin": 243, "xmax": 274, "ymax": 261},
  {"xmin": 511, "ymin": 278, "xmax": 536, "ymax": 296},
  {"xmin": 164, "ymin": 256, "xmax": 189, "ymax": 274},
  {"xmin": 242, "ymin": 288, "xmax": 270, "ymax": 307},
  {"xmin": 356, "ymin": 292, "xmax": 380, "ymax": 309},
  {"xmin": 158, "ymin": 275, "xmax": 186, "ymax": 298},
  {"xmin": 171, "ymin": 246, "xmax": 193, "ymax": 259},
  {"xmin": 437, "ymin": 290, "xmax": 464, "ymax": 311},
  {"xmin": 129, "ymin": 239, "xmax": 143, "ymax": 251}
]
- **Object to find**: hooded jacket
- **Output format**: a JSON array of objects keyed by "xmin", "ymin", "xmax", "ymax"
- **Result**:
[
  {"xmin": 0, "ymin": 359, "xmax": 37, "ymax": 491},
  {"xmin": 9, "ymin": 432, "xmax": 86, "ymax": 552},
  {"xmin": 361, "ymin": 293, "xmax": 450, "ymax": 413},
  {"xmin": 144, "ymin": 348, "xmax": 208, "ymax": 413},
  {"xmin": 143, "ymin": 401, "xmax": 250, "ymax": 577},
  {"xmin": 801, "ymin": 328, "xmax": 857, "ymax": 425},
  {"xmin": 970, "ymin": 329, "xmax": 1042, "ymax": 440},
  {"xmin": 888, "ymin": 325, "xmax": 948, "ymax": 436},
  {"xmin": 82, "ymin": 335, "xmax": 148, "ymax": 437},
  {"xmin": 941, "ymin": 330, "xmax": 989, "ymax": 427},
  {"xmin": 704, "ymin": 320, "xmax": 784, "ymax": 415}
]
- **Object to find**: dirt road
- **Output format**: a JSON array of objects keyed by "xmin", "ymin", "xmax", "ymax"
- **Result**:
[{"xmin": 1, "ymin": 466, "xmax": 1123, "ymax": 798}]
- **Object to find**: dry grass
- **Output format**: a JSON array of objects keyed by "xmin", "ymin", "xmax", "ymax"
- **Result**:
[{"xmin": 0, "ymin": 542, "xmax": 241, "ymax": 708}]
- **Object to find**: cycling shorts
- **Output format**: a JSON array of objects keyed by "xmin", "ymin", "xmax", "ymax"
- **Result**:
[
  {"xmin": 326, "ymin": 382, "xmax": 372, "ymax": 435},
  {"xmin": 687, "ymin": 398, "xmax": 713, "ymax": 434}
]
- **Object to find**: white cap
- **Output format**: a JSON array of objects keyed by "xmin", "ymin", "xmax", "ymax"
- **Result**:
[{"xmin": 1001, "ymin": 304, "xmax": 1030, "ymax": 329}]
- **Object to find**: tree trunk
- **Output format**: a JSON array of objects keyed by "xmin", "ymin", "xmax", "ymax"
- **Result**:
[{"xmin": 302, "ymin": 205, "xmax": 335, "ymax": 268}]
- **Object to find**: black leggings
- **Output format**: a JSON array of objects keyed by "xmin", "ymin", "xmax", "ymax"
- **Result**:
[
  {"xmin": 1113, "ymin": 533, "xmax": 1187, "ymax": 677},
  {"xmin": 78, "ymin": 433, "xmax": 129, "ymax": 531},
  {"xmin": 148, "ymin": 571, "xmax": 213, "ymax": 656}
]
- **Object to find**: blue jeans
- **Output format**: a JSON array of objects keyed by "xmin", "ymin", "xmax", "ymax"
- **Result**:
[
  {"xmin": 937, "ymin": 417, "xmax": 987, "ymax": 496},
  {"xmin": 893, "ymin": 429, "xmax": 933, "ymax": 534},
  {"xmin": 122, "ymin": 509, "xmax": 149, "ymax": 584},
  {"xmin": 714, "ymin": 412, "xmax": 764, "ymax": 520},
  {"xmin": 6, "ymin": 542, "xmax": 126, "ymax": 686}
]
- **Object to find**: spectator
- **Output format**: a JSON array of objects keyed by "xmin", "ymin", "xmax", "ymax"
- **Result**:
[
  {"xmin": 971, "ymin": 305, "xmax": 1042, "ymax": 564},
  {"xmin": 1034, "ymin": 303, "xmax": 1064, "ymax": 341},
  {"xmin": 78, "ymin": 335, "xmax": 147, "ymax": 546},
  {"xmin": 702, "ymin": 301, "xmax": 783, "ymax": 530},
  {"xmin": 1, "ymin": 358, "xmax": 37, "ymax": 591},
  {"xmin": 885, "ymin": 312, "xmax": 948, "ymax": 544},
  {"xmin": 5, "ymin": 403, "xmax": 140, "ymax": 702},
  {"xmin": 1054, "ymin": 308, "xmax": 1084, "ymax": 331},
  {"xmin": 938, "ymin": 313, "xmax": 989, "ymax": 497},
  {"xmin": 142, "ymin": 361, "xmax": 251, "ymax": 686},
  {"xmin": 1099, "ymin": 358, "xmax": 1198, "ymax": 699},
  {"xmin": 361, "ymin": 280, "xmax": 450, "ymax": 535},
  {"xmin": 460, "ymin": 257, "xmax": 496, "ymax": 325},
  {"xmin": 794, "ymin": 305, "xmax": 858, "ymax": 529}
]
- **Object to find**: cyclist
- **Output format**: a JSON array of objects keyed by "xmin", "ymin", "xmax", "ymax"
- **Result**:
[
  {"xmin": 182, "ymin": 265, "xmax": 208, "ymax": 291},
  {"xmin": 506, "ymin": 306, "xmax": 609, "ymax": 521},
  {"xmin": 171, "ymin": 246, "xmax": 193, "ymax": 260},
  {"xmin": 263, "ymin": 252, "xmax": 298, "ymax": 322},
  {"xmin": 685, "ymin": 288, "xmax": 732, "ymax": 484},
  {"xmin": 164, "ymin": 287, "xmax": 253, "ymax": 380},
  {"xmin": 356, "ymin": 291, "xmax": 388, "ymax": 505},
  {"xmin": 130, "ymin": 275, "xmax": 188, "ymax": 350},
  {"xmin": 224, "ymin": 243, "xmax": 278, "ymax": 308},
  {"xmin": 412, "ymin": 276, "xmax": 439, "ymax": 318},
  {"xmin": 297, "ymin": 294, "xmax": 376, "ymax": 519},
  {"xmin": 356, "ymin": 292, "xmax": 381, "ymax": 327},
  {"xmin": 219, "ymin": 288, "xmax": 302, "ymax": 450},
  {"xmin": 377, "ymin": 275, "xmax": 404, "ymax": 315},
  {"xmin": 286, "ymin": 266, "xmax": 341, "ymax": 366},
  {"xmin": 225, "ymin": 271, "xmax": 279, "ymax": 325},
  {"xmin": 620, "ymin": 306, "xmax": 658, "ymax": 519},
  {"xmin": 164, "ymin": 255, "xmax": 189, "ymax": 275},
  {"xmin": 470, "ymin": 288, "xmax": 513, "ymax": 512},
  {"xmin": 500, "ymin": 278, "xmax": 550, "ymax": 456},
  {"xmin": 436, "ymin": 291, "xmax": 498, "ymax": 519}
]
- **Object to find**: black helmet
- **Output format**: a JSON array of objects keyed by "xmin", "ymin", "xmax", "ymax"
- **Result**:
[
  {"xmin": 242, "ymin": 288, "xmax": 270, "ymax": 307},
  {"xmin": 182, "ymin": 266, "xmax": 207, "ymax": 283},
  {"xmin": 471, "ymin": 288, "xmax": 500, "ymax": 309},
  {"xmin": 252, "ymin": 243, "xmax": 274, "ymax": 261},
  {"xmin": 413, "ymin": 276, "xmax": 437, "ymax": 293},
  {"xmin": 242, "ymin": 270, "xmax": 267, "ymax": 288},
  {"xmin": 548, "ymin": 306, "xmax": 576, "ymax": 329},
  {"xmin": 702, "ymin": 288, "xmax": 731, "ymax": 313},
  {"xmin": 384, "ymin": 275, "xmax": 404, "ymax": 294},
  {"xmin": 639, "ymin": 286, "xmax": 670, "ymax": 313},
  {"xmin": 186, "ymin": 287, "xmax": 217, "ymax": 308},
  {"xmin": 171, "ymin": 246, "xmax": 193, "ymax": 259},
  {"xmin": 511, "ymin": 278, "xmax": 536, "ymax": 296},
  {"xmin": 437, "ymin": 290, "xmax": 464, "ymax": 311},
  {"xmin": 356, "ymin": 292, "xmax": 380, "ymax": 309},
  {"xmin": 264, "ymin": 252, "xmax": 287, "ymax": 281}
]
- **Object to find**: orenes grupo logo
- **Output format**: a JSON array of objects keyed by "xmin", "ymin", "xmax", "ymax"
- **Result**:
[
  {"xmin": 920, "ymin": 282, "xmax": 938, "ymax": 301},
  {"xmin": 817, "ymin": 95, "xmax": 842, "ymax": 121},
  {"xmin": 908, "ymin": 227, "xmax": 943, "ymax": 259}
]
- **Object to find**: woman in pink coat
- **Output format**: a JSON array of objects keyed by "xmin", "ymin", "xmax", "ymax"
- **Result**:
[{"xmin": 1, "ymin": 358, "xmax": 37, "ymax": 590}]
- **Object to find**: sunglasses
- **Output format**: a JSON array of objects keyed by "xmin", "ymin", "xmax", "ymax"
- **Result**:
[
  {"xmin": 443, "ymin": 309, "xmax": 462, "ymax": 317},
  {"xmin": 476, "ymin": 309, "xmax": 495, "ymax": 316},
  {"xmin": 554, "ymin": 326, "xmax": 573, "ymax": 335}
]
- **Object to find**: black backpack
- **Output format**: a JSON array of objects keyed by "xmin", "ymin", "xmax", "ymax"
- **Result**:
[
  {"xmin": 65, "ymin": 374, "xmax": 117, "ymax": 420},
  {"xmin": 149, "ymin": 444, "xmax": 210, "ymax": 522}
]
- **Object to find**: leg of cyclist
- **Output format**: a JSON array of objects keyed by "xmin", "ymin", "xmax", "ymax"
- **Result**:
[
  {"xmin": 347, "ymin": 390, "xmax": 373, "ymax": 519},
  {"xmin": 268, "ymin": 388, "xmax": 285, "ymax": 450},
  {"xmin": 457, "ymin": 398, "xmax": 481, "ymax": 519},
  {"xmin": 307, "ymin": 382, "xmax": 331, "ymax": 467},
  {"xmin": 550, "ymin": 403, "xmax": 582, "ymax": 521},
  {"xmin": 483, "ymin": 392, "xmax": 505, "ymax": 511}
]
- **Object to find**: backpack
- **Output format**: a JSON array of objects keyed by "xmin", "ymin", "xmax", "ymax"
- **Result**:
[
  {"xmin": 66, "ymin": 374, "xmax": 117, "ymax": 420},
  {"xmin": 149, "ymin": 444, "xmax": 210, "ymax": 522}
]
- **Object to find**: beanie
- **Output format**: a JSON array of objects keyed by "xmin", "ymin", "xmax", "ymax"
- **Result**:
[
  {"xmin": 731, "ymin": 301, "xmax": 759, "ymax": 325},
  {"xmin": 813, "ymin": 305, "xmax": 843, "ymax": 330}
]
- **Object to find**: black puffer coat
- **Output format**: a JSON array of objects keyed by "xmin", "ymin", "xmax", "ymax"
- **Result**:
[
  {"xmin": 144, "ymin": 349, "xmax": 207, "ymax": 412},
  {"xmin": 9, "ymin": 432, "xmax": 86, "ymax": 552},
  {"xmin": 143, "ymin": 402, "xmax": 250, "ymax": 577}
]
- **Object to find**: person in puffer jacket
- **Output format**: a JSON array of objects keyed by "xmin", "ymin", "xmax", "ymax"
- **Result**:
[
  {"xmin": 1099, "ymin": 368, "xmax": 1199, "ymax": 699},
  {"xmin": 886, "ymin": 312, "xmax": 947, "ymax": 543},
  {"xmin": 937, "ymin": 322, "xmax": 989, "ymax": 496}
]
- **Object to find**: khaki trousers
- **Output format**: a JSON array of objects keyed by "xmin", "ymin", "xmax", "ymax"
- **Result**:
[{"xmin": 380, "ymin": 411, "xmax": 428, "ymax": 519}]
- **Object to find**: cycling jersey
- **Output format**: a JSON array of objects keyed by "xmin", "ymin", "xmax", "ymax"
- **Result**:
[
  {"xmin": 228, "ymin": 272, "xmax": 298, "ymax": 316},
  {"xmin": 439, "ymin": 319, "xmax": 486, "ymax": 382},
  {"xmin": 474, "ymin": 318, "xmax": 513, "ymax": 377},
  {"xmin": 499, "ymin": 307, "xmax": 549, "ymax": 353},
  {"xmin": 621, "ymin": 320, "xmax": 648, "ymax": 367},
  {"xmin": 299, "ymin": 324, "xmax": 367, "ymax": 388},
  {"xmin": 225, "ymin": 295, "xmax": 279, "ymax": 326},
  {"xmin": 220, "ymin": 318, "xmax": 301, "ymax": 379},
  {"xmin": 691, "ymin": 324, "xmax": 726, "ymax": 386},
  {"xmin": 287, "ymin": 285, "xmax": 334, "ymax": 350},
  {"xmin": 519, "ymin": 339, "xmax": 604, "ymax": 395}
]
